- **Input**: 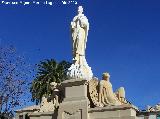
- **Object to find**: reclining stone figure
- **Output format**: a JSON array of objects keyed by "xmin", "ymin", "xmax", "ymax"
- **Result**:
[
  {"xmin": 99, "ymin": 72, "xmax": 127, "ymax": 106},
  {"xmin": 88, "ymin": 72, "xmax": 128, "ymax": 107}
]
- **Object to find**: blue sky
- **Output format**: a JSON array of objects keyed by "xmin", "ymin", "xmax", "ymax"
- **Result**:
[{"xmin": 0, "ymin": 0, "xmax": 160, "ymax": 109}]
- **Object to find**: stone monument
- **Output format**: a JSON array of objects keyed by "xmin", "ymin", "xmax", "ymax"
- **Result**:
[
  {"xmin": 67, "ymin": 6, "xmax": 93, "ymax": 80},
  {"xmin": 15, "ymin": 6, "xmax": 140, "ymax": 119}
]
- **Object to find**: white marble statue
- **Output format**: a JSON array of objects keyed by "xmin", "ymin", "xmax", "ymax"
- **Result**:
[
  {"xmin": 67, "ymin": 6, "xmax": 93, "ymax": 80},
  {"xmin": 71, "ymin": 6, "xmax": 89, "ymax": 62}
]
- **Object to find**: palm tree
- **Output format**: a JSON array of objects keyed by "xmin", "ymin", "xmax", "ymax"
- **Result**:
[{"xmin": 30, "ymin": 59, "xmax": 71, "ymax": 104}]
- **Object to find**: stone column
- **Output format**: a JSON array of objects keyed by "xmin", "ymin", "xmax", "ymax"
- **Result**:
[{"xmin": 57, "ymin": 78, "xmax": 89, "ymax": 119}]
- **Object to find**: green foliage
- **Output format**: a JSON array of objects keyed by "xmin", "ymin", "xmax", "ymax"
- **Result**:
[{"xmin": 30, "ymin": 59, "xmax": 71, "ymax": 104}]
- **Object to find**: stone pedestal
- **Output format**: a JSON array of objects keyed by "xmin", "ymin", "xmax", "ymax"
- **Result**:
[
  {"xmin": 16, "ymin": 78, "xmax": 139, "ymax": 119},
  {"xmin": 88, "ymin": 104, "xmax": 138, "ymax": 119},
  {"xmin": 29, "ymin": 111, "xmax": 57, "ymax": 119},
  {"xmin": 57, "ymin": 78, "xmax": 89, "ymax": 119}
]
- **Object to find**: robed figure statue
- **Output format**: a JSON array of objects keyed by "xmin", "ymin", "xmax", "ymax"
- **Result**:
[
  {"xmin": 67, "ymin": 6, "xmax": 93, "ymax": 80},
  {"xmin": 71, "ymin": 6, "xmax": 89, "ymax": 64}
]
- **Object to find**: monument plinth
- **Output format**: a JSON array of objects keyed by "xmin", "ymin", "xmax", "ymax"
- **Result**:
[
  {"xmin": 88, "ymin": 104, "xmax": 138, "ymax": 119},
  {"xmin": 57, "ymin": 78, "xmax": 89, "ymax": 119}
]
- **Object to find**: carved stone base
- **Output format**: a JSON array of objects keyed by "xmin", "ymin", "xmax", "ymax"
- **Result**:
[
  {"xmin": 58, "ymin": 100, "xmax": 88, "ymax": 119},
  {"xmin": 57, "ymin": 78, "xmax": 89, "ymax": 119},
  {"xmin": 67, "ymin": 57, "xmax": 93, "ymax": 80},
  {"xmin": 29, "ymin": 111, "xmax": 57, "ymax": 119},
  {"xmin": 17, "ymin": 78, "xmax": 139, "ymax": 119},
  {"xmin": 88, "ymin": 104, "xmax": 138, "ymax": 119}
]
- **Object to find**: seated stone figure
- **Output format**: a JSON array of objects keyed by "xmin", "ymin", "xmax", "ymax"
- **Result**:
[
  {"xmin": 147, "ymin": 103, "xmax": 160, "ymax": 112},
  {"xmin": 39, "ymin": 96, "xmax": 55, "ymax": 112},
  {"xmin": 99, "ymin": 72, "xmax": 126, "ymax": 106},
  {"xmin": 39, "ymin": 82, "xmax": 60, "ymax": 112},
  {"xmin": 49, "ymin": 82, "xmax": 60, "ymax": 108},
  {"xmin": 88, "ymin": 72, "xmax": 127, "ymax": 107}
]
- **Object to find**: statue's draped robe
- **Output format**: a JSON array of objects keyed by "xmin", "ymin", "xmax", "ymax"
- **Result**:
[
  {"xmin": 71, "ymin": 14, "xmax": 89, "ymax": 63},
  {"xmin": 99, "ymin": 80, "xmax": 121, "ymax": 105},
  {"xmin": 67, "ymin": 11, "xmax": 93, "ymax": 80}
]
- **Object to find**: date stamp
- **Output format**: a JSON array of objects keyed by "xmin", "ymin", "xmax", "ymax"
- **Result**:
[{"xmin": 0, "ymin": 0, "xmax": 78, "ymax": 6}]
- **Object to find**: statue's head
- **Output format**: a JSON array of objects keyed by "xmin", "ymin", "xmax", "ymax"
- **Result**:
[
  {"xmin": 102, "ymin": 72, "xmax": 110, "ymax": 81},
  {"xmin": 50, "ymin": 82, "xmax": 57, "ymax": 90},
  {"xmin": 78, "ymin": 6, "xmax": 83, "ymax": 14}
]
